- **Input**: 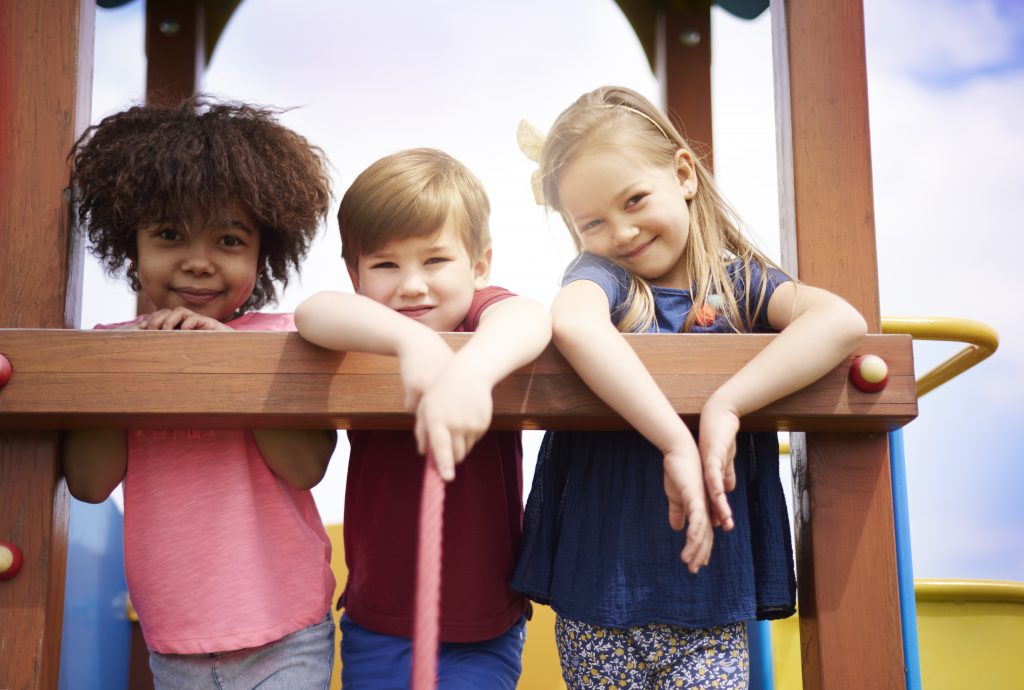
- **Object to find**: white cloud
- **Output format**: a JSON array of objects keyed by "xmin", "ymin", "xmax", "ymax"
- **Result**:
[{"xmin": 865, "ymin": 0, "xmax": 1023, "ymax": 82}]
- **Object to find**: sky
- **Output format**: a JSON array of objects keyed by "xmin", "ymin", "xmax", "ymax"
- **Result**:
[{"xmin": 82, "ymin": 0, "xmax": 1024, "ymax": 583}]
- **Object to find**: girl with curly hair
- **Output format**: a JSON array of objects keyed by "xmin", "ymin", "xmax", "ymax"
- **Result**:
[{"xmin": 62, "ymin": 98, "xmax": 338, "ymax": 689}]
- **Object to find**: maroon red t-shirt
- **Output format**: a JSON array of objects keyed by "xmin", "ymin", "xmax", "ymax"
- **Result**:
[{"xmin": 341, "ymin": 286, "xmax": 528, "ymax": 642}]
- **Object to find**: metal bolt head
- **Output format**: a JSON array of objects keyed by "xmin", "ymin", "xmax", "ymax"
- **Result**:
[
  {"xmin": 159, "ymin": 19, "xmax": 181, "ymax": 36},
  {"xmin": 679, "ymin": 30, "xmax": 702, "ymax": 47}
]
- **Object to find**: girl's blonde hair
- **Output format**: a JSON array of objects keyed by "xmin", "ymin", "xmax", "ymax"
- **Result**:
[{"xmin": 540, "ymin": 86, "xmax": 785, "ymax": 333}]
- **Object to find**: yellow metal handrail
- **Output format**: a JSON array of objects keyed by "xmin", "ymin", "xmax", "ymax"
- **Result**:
[
  {"xmin": 778, "ymin": 316, "xmax": 998, "ymax": 454},
  {"xmin": 881, "ymin": 317, "xmax": 999, "ymax": 397},
  {"xmin": 914, "ymin": 579, "xmax": 1024, "ymax": 605}
]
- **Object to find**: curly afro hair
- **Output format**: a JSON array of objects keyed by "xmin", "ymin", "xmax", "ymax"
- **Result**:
[{"xmin": 70, "ymin": 97, "xmax": 331, "ymax": 312}]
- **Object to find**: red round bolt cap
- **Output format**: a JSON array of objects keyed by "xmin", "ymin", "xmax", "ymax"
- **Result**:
[
  {"xmin": 0, "ymin": 354, "xmax": 11, "ymax": 388},
  {"xmin": 0, "ymin": 541, "xmax": 23, "ymax": 581},
  {"xmin": 849, "ymin": 354, "xmax": 889, "ymax": 393}
]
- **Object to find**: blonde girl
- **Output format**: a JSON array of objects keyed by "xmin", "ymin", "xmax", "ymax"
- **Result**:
[{"xmin": 511, "ymin": 86, "xmax": 866, "ymax": 689}]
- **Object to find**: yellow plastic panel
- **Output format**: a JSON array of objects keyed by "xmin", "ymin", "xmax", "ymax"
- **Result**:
[
  {"xmin": 770, "ymin": 580, "xmax": 1024, "ymax": 689},
  {"xmin": 326, "ymin": 524, "xmax": 567, "ymax": 689}
]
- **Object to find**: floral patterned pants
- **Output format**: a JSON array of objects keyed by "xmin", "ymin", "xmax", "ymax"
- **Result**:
[{"xmin": 555, "ymin": 616, "xmax": 748, "ymax": 689}]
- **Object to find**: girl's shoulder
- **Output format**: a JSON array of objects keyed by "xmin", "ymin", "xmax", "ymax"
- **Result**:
[
  {"xmin": 228, "ymin": 312, "xmax": 296, "ymax": 332},
  {"xmin": 92, "ymin": 312, "xmax": 296, "ymax": 332},
  {"xmin": 560, "ymin": 252, "xmax": 631, "ymax": 300},
  {"xmin": 561, "ymin": 252, "xmax": 628, "ymax": 285},
  {"xmin": 724, "ymin": 256, "xmax": 790, "ymax": 289},
  {"xmin": 93, "ymin": 316, "xmax": 145, "ymax": 330}
]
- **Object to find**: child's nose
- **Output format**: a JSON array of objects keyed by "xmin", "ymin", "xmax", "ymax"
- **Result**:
[
  {"xmin": 398, "ymin": 270, "xmax": 428, "ymax": 296},
  {"xmin": 613, "ymin": 222, "xmax": 640, "ymax": 245},
  {"xmin": 181, "ymin": 245, "xmax": 215, "ymax": 274}
]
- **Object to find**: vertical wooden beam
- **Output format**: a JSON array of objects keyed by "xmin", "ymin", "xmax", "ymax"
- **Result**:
[
  {"xmin": 656, "ymin": 4, "xmax": 714, "ymax": 168},
  {"xmin": 135, "ymin": 0, "xmax": 206, "ymax": 316},
  {"xmin": 145, "ymin": 0, "xmax": 205, "ymax": 107},
  {"xmin": 0, "ymin": 0, "xmax": 93, "ymax": 687},
  {"xmin": 771, "ymin": 1, "xmax": 905, "ymax": 688}
]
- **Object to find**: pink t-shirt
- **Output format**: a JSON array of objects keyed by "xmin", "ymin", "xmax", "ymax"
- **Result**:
[{"xmin": 100, "ymin": 312, "xmax": 335, "ymax": 654}]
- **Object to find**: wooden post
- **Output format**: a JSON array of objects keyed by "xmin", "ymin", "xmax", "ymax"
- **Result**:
[
  {"xmin": 145, "ymin": 0, "xmax": 205, "ymax": 108},
  {"xmin": 0, "ymin": 0, "xmax": 94, "ymax": 687},
  {"xmin": 771, "ymin": 0, "xmax": 906, "ymax": 687},
  {"xmin": 134, "ymin": 0, "xmax": 207, "ymax": 317},
  {"xmin": 656, "ymin": 4, "xmax": 714, "ymax": 168}
]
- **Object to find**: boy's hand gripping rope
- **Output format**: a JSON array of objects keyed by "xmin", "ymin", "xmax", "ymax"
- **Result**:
[{"xmin": 412, "ymin": 455, "xmax": 445, "ymax": 690}]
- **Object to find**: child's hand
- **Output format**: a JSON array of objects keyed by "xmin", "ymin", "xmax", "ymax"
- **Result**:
[
  {"xmin": 414, "ymin": 365, "xmax": 492, "ymax": 482},
  {"xmin": 140, "ymin": 307, "xmax": 231, "ymax": 331},
  {"xmin": 662, "ymin": 445, "xmax": 714, "ymax": 574},
  {"xmin": 698, "ymin": 398, "xmax": 739, "ymax": 531},
  {"xmin": 397, "ymin": 336, "xmax": 454, "ymax": 413}
]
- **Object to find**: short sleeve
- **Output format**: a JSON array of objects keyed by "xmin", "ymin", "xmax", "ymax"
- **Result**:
[
  {"xmin": 460, "ymin": 286, "xmax": 517, "ymax": 333},
  {"xmin": 729, "ymin": 260, "xmax": 791, "ymax": 331},
  {"xmin": 94, "ymin": 317, "xmax": 144, "ymax": 330},
  {"xmin": 227, "ymin": 312, "xmax": 295, "ymax": 332},
  {"xmin": 561, "ymin": 253, "xmax": 631, "ymax": 319}
]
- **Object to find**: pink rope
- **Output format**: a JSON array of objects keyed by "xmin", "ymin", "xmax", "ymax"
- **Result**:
[{"xmin": 411, "ymin": 456, "xmax": 445, "ymax": 690}]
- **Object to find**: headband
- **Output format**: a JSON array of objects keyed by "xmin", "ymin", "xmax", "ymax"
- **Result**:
[
  {"xmin": 612, "ymin": 104, "xmax": 672, "ymax": 141},
  {"xmin": 515, "ymin": 105, "xmax": 673, "ymax": 206}
]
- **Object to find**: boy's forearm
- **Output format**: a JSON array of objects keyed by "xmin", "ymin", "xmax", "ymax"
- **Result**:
[
  {"xmin": 61, "ymin": 429, "xmax": 128, "ymax": 503},
  {"xmin": 295, "ymin": 291, "xmax": 441, "ymax": 356},
  {"xmin": 253, "ymin": 429, "xmax": 337, "ymax": 490},
  {"xmin": 452, "ymin": 296, "xmax": 552, "ymax": 388}
]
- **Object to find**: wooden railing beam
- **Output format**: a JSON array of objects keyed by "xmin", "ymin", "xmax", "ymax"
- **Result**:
[{"xmin": 0, "ymin": 331, "xmax": 915, "ymax": 432}]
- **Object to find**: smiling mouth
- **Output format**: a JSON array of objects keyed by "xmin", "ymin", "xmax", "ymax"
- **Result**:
[
  {"xmin": 173, "ymin": 288, "xmax": 222, "ymax": 305},
  {"xmin": 621, "ymin": 238, "xmax": 655, "ymax": 260},
  {"xmin": 397, "ymin": 305, "xmax": 435, "ymax": 319}
]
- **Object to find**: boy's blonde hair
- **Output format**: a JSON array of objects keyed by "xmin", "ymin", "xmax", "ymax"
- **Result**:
[
  {"xmin": 540, "ymin": 86, "xmax": 785, "ymax": 333},
  {"xmin": 339, "ymin": 148, "xmax": 491, "ymax": 270}
]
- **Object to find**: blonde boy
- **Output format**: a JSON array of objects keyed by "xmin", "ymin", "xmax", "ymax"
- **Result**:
[{"xmin": 295, "ymin": 148, "xmax": 550, "ymax": 689}]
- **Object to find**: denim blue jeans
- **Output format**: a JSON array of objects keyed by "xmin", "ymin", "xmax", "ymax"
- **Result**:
[
  {"xmin": 339, "ymin": 613, "xmax": 526, "ymax": 690},
  {"xmin": 148, "ymin": 613, "xmax": 335, "ymax": 690}
]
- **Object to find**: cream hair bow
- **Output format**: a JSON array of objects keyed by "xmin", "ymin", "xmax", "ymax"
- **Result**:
[{"xmin": 516, "ymin": 119, "xmax": 545, "ymax": 206}]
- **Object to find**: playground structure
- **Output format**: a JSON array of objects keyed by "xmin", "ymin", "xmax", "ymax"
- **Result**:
[
  {"xmin": 27, "ymin": 317, "xmax": 1010, "ymax": 690},
  {"xmin": 1, "ymin": 1, "xmax": 1011, "ymax": 688}
]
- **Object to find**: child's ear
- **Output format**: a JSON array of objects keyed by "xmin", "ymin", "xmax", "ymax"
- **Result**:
[
  {"xmin": 674, "ymin": 149, "xmax": 698, "ymax": 200},
  {"xmin": 348, "ymin": 266, "xmax": 361, "ymax": 293},
  {"xmin": 473, "ymin": 247, "xmax": 492, "ymax": 290}
]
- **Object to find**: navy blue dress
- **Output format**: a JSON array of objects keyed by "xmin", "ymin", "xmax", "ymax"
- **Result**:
[{"xmin": 511, "ymin": 253, "xmax": 797, "ymax": 629}]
